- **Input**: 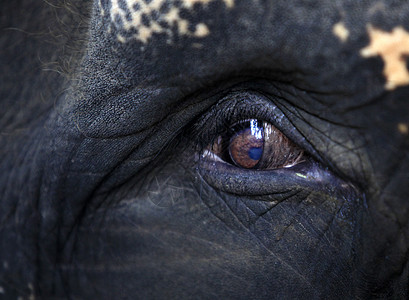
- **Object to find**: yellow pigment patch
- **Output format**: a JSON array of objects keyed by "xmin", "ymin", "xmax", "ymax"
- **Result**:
[
  {"xmin": 398, "ymin": 123, "xmax": 408, "ymax": 134},
  {"xmin": 103, "ymin": 0, "xmax": 234, "ymax": 43},
  {"xmin": 333, "ymin": 22, "xmax": 349, "ymax": 42},
  {"xmin": 183, "ymin": 0, "xmax": 233, "ymax": 8},
  {"xmin": 360, "ymin": 25, "xmax": 409, "ymax": 90},
  {"xmin": 194, "ymin": 23, "xmax": 210, "ymax": 37}
]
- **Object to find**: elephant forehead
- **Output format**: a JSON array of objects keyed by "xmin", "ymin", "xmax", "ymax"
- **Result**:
[
  {"xmin": 100, "ymin": 0, "xmax": 234, "ymax": 43},
  {"xmin": 90, "ymin": 0, "xmax": 409, "ymax": 97}
]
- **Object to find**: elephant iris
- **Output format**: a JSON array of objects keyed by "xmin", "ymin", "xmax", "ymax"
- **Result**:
[
  {"xmin": 229, "ymin": 120, "xmax": 264, "ymax": 168},
  {"xmin": 209, "ymin": 119, "xmax": 304, "ymax": 170}
]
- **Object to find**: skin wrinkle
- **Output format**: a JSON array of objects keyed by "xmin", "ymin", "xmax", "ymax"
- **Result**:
[
  {"xmin": 104, "ymin": 224, "xmax": 236, "ymax": 261},
  {"xmin": 272, "ymin": 100, "xmax": 340, "ymax": 166},
  {"xmin": 144, "ymin": 169, "xmax": 197, "ymax": 208},
  {"xmin": 270, "ymin": 206, "xmax": 324, "ymax": 279},
  {"xmin": 314, "ymin": 194, "xmax": 351, "ymax": 248},
  {"xmin": 54, "ymin": 131, "xmax": 127, "ymax": 256},
  {"xmin": 76, "ymin": 85, "xmax": 217, "ymax": 196},
  {"xmin": 269, "ymin": 89, "xmax": 363, "ymax": 130},
  {"xmin": 299, "ymin": 198, "xmax": 338, "ymax": 243},
  {"xmin": 266, "ymin": 90, "xmax": 364, "ymax": 172},
  {"xmin": 278, "ymin": 102, "xmax": 366, "ymax": 184},
  {"xmin": 215, "ymin": 186, "xmax": 315, "ymax": 288},
  {"xmin": 254, "ymin": 190, "xmax": 303, "ymax": 220},
  {"xmin": 274, "ymin": 196, "xmax": 305, "ymax": 242},
  {"xmin": 80, "ymin": 183, "xmax": 253, "ymax": 288},
  {"xmin": 196, "ymin": 172, "xmax": 315, "ymax": 287},
  {"xmin": 214, "ymin": 166, "xmax": 356, "ymax": 276}
]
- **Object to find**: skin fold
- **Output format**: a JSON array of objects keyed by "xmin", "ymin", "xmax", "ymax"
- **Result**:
[{"xmin": 1, "ymin": 0, "xmax": 408, "ymax": 298}]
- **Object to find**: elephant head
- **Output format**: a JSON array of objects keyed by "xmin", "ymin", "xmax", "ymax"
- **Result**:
[{"xmin": 1, "ymin": 0, "xmax": 408, "ymax": 298}]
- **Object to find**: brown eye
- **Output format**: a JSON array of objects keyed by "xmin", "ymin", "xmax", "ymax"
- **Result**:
[
  {"xmin": 210, "ymin": 119, "xmax": 304, "ymax": 170},
  {"xmin": 229, "ymin": 120, "xmax": 264, "ymax": 168}
]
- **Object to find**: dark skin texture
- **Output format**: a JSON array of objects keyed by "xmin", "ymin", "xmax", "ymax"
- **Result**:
[{"xmin": 1, "ymin": 0, "xmax": 409, "ymax": 298}]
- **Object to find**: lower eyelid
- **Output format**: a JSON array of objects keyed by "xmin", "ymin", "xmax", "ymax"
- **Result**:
[{"xmin": 199, "ymin": 157, "xmax": 323, "ymax": 195}]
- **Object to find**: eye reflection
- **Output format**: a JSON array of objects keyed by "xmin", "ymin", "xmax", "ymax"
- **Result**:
[{"xmin": 209, "ymin": 119, "xmax": 304, "ymax": 170}]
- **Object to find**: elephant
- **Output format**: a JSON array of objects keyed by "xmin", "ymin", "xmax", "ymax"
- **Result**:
[{"xmin": 1, "ymin": 0, "xmax": 409, "ymax": 298}]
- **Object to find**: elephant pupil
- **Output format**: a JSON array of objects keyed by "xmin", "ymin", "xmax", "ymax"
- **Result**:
[{"xmin": 248, "ymin": 147, "xmax": 263, "ymax": 160}]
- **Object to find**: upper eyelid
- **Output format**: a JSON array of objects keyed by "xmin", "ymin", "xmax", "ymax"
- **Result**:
[{"xmin": 191, "ymin": 89, "xmax": 315, "ymax": 154}]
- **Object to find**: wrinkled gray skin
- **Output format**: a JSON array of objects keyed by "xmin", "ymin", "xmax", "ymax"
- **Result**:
[{"xmin": 1, "ymin": 0, "xmax": 409, "ymax": 298}]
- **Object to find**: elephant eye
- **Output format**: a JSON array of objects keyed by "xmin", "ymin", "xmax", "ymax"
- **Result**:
[{"xmin": 208, "ymin": 119, "xmax": 304, "ymax": 170}]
